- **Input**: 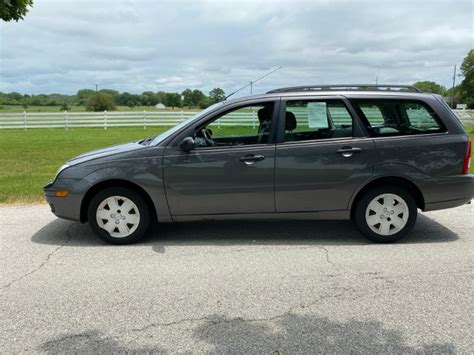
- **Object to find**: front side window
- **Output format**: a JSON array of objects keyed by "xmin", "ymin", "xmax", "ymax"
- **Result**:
[
  {"xmin": 352, "ymin": 99, "xmax": 445, "ymax": 137},
  {"xmin": 284, "ymin": 100, "xmax": 353, "ymax": 142},
  {"xmin": 194, "ymin": 102, "xmax": 274, "ymax": 148}
]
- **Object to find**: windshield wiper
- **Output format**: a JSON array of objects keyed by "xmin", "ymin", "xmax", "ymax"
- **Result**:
[{"xmin": 139, "ymin": 135, "xmax": 157, "ymax": 145}]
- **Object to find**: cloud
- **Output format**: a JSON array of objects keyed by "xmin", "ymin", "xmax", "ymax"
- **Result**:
[{"xmin": 0, "ymin": 0, "xmax": 472, "ymax": 95}]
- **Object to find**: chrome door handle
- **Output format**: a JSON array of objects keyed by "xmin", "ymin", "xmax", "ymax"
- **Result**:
[
  {"xmin": 337, "ymin": 147, "xmax": 362, "ymax": 158},
  {"xmin": 239, "ymin": 154, "xmax": 265, "ymax": 165}
]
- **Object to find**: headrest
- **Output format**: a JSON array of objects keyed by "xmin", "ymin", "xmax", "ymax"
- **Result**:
[
  {"xmin": 285, "ymin": 111, "xmax": 297, "ymax": 131},
  {"xmin": 258, "ymin": 108, "xmax": 271, "ymax": 123}
]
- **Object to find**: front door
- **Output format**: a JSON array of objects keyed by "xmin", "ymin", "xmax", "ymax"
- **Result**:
[
  {"xmin": 275, "ymin": 98, "xmax": 375, "ymax": 212},
  {"xmin": 164, "ymin": 101, "xmax": 278, "ymax": 216}
]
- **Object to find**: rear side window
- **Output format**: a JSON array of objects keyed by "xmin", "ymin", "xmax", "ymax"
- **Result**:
[
  {"xmin": 352, "ymin": 100, "xmax": 446, "ymax": 137},
  {"xmin": 284, "ymin": 100, "xmax": 353, "ymax": 142}
]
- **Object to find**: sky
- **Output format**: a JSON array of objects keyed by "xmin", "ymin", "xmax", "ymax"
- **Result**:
[{"xmin": 0, "ymin": 0, "xmax": 472, "ymax": 96}]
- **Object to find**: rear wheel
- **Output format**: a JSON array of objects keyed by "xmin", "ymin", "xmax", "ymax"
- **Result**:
[
  {"xmin": 353, "ymin": 185, "xmax": 417, "ymax": 243},
  {"xmin": 88, "ymin": 187, "xmax": 150, "ymax": 244}
]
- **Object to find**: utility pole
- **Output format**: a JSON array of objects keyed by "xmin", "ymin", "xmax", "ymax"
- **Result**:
[
  {"xmin": 95, "ymin": 84, "xmax": 98, "ymax": 92},
  {"xmin": 375, "ymin": 76, "xmax": 378, "ymax": 85},
  {"xmin": 250, "ymin": 81, "xmax": 253, "ymax": 94},
  {"xmin": 451, "ymin": 65, "xmax": 456, "ymax": 108}
]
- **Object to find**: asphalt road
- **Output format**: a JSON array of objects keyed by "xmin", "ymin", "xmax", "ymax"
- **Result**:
[{"xmin": 1, "ymin": 203, "xmax": 473, "ymax": 354}]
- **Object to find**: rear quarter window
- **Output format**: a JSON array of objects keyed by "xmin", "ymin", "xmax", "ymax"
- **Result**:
[{"xmin": 352, "ymin": 99, "xmax": 446, "ymax": 137}]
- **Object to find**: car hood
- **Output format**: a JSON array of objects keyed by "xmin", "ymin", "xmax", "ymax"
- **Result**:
[{"xmin": 67, "ymin": 141, "xmax": 144, "ymax": 165}]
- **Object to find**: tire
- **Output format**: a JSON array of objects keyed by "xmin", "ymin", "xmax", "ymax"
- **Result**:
[
  {"xmin": 352, "ymin": 185, "xmax": 417, "ymax": 243},
  {"xmin": 87, "ymin": 187, "xmax": 150, "ymax": 245}
]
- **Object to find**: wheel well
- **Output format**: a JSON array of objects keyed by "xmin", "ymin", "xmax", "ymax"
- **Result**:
[
  {"xmin": 80, "ymin": 179, "xmax": 157, "ymax": 223},
  {"xmin": 350, "ymin": 177, "xmax": 425, "ymax": 216}
]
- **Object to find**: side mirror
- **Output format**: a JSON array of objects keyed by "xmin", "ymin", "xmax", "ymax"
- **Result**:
[{"xmin": 180, "ymin": 136, "xmax": 195, "ymax": 152}]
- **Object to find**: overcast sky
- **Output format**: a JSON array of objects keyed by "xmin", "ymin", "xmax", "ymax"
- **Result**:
[{"xmin": 0, "ymin": 0, "xmax": 472, "ymax": 96}]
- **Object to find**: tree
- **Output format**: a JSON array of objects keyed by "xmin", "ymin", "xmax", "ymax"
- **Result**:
[
  {"xmin": 198, "ymin": 97, "xmax": 210, "ymax": 109},
  {"xmin": 156, "ymin": 91, "xmax": 167, "ymax": 106},
  {"xmin": 209, "ymin": 88, "xmax": 225, "ymax": 104},
  {"xmin": 413, "ymin": 81, "xmax": 446, "ymax": 95},
  {"xmin": 99, "ymin": 89, "xmax": 119, "ymax": 99},
  {"xmin": 76, "ymin": 89, "xmax": 96, "ymax": 105},
  {"xmin": 191, "ymin": 89, "xmax": 205, "ymax": 107},
  {"xmin": 85, "ymin": 92, "xmax": 116, "ymax": 112},
  {"xmin": 166, "ymin": 93, "xmax": 182, "ymax": 109},
  {"xmin": 459, "ymin": 49, "xmax": 474, "ymax": 108},
  {"xmin": 0, "ymin": 0, "xmax": 33, "ymax": 22},
  {"xmin": 181, "ymin": 89, "xmax": 193, "ymax": 107},
  {"xmin": 60, "ymin": 102, "xmax": 70, "ymax": 111},
  {"xmin": 141, "ymin": 91, "xmax": 159, "ymax": 106}
]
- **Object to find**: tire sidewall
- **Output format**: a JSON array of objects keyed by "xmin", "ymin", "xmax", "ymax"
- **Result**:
[
  {"xmin": 87, "ymin": 187, "xmax": 150, "ymax": 245},
  {"xmin": 353, "ymin": 185, "xmax": 417, "ymax": 243}
]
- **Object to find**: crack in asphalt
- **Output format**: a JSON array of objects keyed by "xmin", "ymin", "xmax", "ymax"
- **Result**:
[
  {"xmin": 130, "ymin": 291, "xmax": 350, "ymax": 333},
  {"xmin": 131, "ymin": 245, "xmax": 347, "ymax": 334},
  {"xmin": 1, "ymin": 223, "xmax": 74, "ymax": 290},
  {"xmin": 316, "ymin": 245, "xmax": 343, "ymax": 272}
]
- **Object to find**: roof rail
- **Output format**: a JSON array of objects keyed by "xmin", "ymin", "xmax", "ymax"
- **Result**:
[{"xmin": 266, "ymin": 85, "xmax": 422, "ymax": 94}]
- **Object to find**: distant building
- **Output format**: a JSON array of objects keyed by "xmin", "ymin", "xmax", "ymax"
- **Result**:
[{"xmin": 155, "ymin": 103, "xmax": 166, "ymax": 109}]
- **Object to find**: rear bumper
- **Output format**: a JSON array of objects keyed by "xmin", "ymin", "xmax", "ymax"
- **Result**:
[
  {"xmin": 43, "ymin": 180, "xmax": 84, "ymax": 222},
  {"xmin": 423, "ymin": 174, "xmax": 474, "ymax": 211},
  {"xmin": 424, "ymin": 197, "xmax": 471, "ymax": 211}
]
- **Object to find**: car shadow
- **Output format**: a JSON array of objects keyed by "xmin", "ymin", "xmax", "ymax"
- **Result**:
[
  {"xmin": 37, "ymin": 314, "xmax": 455, "ymax": 354},
  {"xmin": 31, "ymin": 213, "xmax": 459, "ymax": 251}
]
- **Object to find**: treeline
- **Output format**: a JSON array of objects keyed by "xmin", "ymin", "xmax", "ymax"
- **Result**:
[
  {"xmin": 413, "ymin": 50, "xmax": 473, "ymax": 108},
  {"xmin": 0, "ymin": 87, "xmax": 226, "ymax": 111}
]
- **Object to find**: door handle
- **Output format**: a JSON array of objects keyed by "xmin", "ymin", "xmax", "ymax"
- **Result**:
[
  {"xmin": 336, "ymin": 147, "xmax": 362, "ymax": 158},
  {"xmin": 239, "ymin": 154, "xmax": 265, "ymax": 165}
]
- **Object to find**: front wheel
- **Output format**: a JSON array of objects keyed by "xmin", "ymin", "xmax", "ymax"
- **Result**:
[
  {"xmin": 88, "ymin": 187, "xmax": 150, "ymax": 244},
  {"xmin": 353, "ymin": 186, "xmax": 417, "ymax": 243}
]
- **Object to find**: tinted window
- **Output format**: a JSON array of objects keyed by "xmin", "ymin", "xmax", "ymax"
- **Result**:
[
  {"xmin": 352, "ymin": 100, "xmax": 445, "ymax": 137},
  {"xmin": 195, "ymin": 103, "xmax": 274, "ymax": 148},
  {"xmin": 284, "ymin": 100, "xmax": 353, "ymax": 142}
]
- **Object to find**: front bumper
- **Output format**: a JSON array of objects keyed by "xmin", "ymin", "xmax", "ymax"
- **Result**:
[{"xmin": 43, "ymin": 179, "xmax": 85, "ymax": 222}]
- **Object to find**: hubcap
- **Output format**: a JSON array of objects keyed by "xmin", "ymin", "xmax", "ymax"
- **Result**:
[
  {"xmin": 365, "ymin": 193, "xmax": 409, "ymax": 236},
  {"xmin": 96, "ymin": 196, "xmax": 140, "ymax": 238}
]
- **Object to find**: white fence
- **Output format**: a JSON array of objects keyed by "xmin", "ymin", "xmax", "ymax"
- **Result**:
[
  {"xmin": 0, "ymin": 109, "xmax": 472, "ymax": 129},
  {"xmin": 454, "ymin": 109, "xmax": 474, "ymax": 126},
  {"xmin": 0, "ymin": 111, "xmax": 198, "ymax": 129}
]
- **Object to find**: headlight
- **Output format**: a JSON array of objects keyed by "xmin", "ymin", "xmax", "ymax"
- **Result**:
[{"xmin": 54, "ymin": 164, "xmax": 70, "ymax": 181}]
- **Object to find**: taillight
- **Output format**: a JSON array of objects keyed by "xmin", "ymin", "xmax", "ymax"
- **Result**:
[{"xmin": 462, "ymin": 137, "xmax": 471, "ymax": 174}]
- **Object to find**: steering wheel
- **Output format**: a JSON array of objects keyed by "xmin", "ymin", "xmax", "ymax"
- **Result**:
[{"xmin": 199, "ymin": 128, "xmax": 215, "ymax": 147}]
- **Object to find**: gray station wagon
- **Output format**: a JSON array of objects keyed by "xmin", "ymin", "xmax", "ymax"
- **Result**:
[{"xmin": 44, "ymin": 85, "xmax": 473, "ymax": 244}]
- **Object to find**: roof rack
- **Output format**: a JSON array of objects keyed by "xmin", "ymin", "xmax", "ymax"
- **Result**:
[{"xmin": 266, "ymin": 85, "xmax": 422, "ymax": 94}]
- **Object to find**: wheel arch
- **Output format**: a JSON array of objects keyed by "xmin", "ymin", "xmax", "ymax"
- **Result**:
[
  {"xmin": 350, "ymin": 176, "xmax": 425, "ymax": 217},
  {"xmin": 80, "ymin": 179, "xmax": 157, "ymax": 223}
]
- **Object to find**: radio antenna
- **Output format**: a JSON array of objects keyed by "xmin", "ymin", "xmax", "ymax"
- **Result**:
[{"xmin": 224, "ymin": 66, "xmax": 282, "ymax": 100}]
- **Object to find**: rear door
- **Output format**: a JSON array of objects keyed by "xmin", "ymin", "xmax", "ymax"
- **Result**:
[{"xmin": 275, "ymin": 97, "xmax": 375, "ymax": 212}]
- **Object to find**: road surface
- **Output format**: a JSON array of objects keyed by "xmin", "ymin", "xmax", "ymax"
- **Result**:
[{"xmin": 1, "ymin": 203, "xmax": 473, "ymax": 353}]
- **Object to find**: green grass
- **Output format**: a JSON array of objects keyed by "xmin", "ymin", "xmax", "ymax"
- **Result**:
[
  {"xmin": 0, "ymin": 126, "xmax": 473, "ymax": 203},
  {"xmin": 0, "ymin": 128, "xmax": 167, "ymax": 203}
]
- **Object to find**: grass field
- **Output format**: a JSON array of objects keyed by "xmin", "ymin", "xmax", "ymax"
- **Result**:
[
  {"xmin": 0, "ymin": 128, "xmax": 167, "ymax": 203},
  {"xmin": 0, "ymin": 126, "xmax": 473, "ymax": 203}
]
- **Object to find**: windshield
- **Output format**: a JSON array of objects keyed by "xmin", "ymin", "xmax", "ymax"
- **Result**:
[{"xmin": 141, "ymin": 102, "xmax": 224, "ymax": 145}]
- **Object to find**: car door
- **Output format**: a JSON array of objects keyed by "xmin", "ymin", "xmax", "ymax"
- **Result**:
[
  {"xmin": 275, "ymin": 97, "xmax": 375, "ymax": 212},
  {"xmin": 163, "ymin": 100, "xmax": 279, "ymax": 216}
]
